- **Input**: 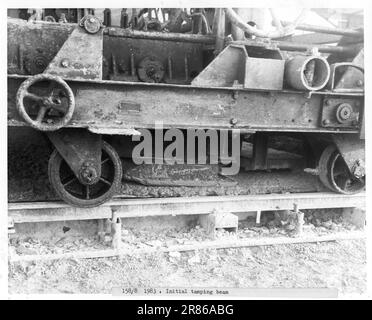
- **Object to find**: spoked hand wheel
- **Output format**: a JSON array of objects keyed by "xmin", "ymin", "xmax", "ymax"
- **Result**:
[
  {"xmin": 16, "ymin": 74, "xmax": 75, "ymax": 131},
  {"xmin": 48, "ymin": 141, "xmax": 123, "ymax": 207},
  {"xmin": 318, "ymin": 145, "xmax": 365, "ymax": 194}
]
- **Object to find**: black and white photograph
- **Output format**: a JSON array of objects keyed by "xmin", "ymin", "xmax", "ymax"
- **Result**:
[{"xmin": 1, "ymin": 0, "xmax": 371, "ymax": 302}]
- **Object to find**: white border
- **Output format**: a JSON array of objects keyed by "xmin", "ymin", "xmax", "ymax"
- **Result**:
[{"xmin": 1, "ymin": 0, "xmax": 371, "ymax": 300}]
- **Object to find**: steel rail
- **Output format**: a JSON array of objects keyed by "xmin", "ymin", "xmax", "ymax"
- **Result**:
[
  {"xmin": 9, "ymin": 192, "xmax": 365, "ymax": 224},
  {"xmin": 9, "ymin": 230, "xmax": 365, "ymax": 263}
]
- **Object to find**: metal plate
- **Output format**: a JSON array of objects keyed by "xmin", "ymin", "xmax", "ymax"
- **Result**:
[
  {"xmin": 44, "ymin": 26, "xmax": 103, "ymax": 80},
  {"xmin": 244, "ymin": 57, "xmax": 284, "ymax": 90},
  {"xmin": 321, "ymin": 97, "xmax": 362, "ymax": 128}
]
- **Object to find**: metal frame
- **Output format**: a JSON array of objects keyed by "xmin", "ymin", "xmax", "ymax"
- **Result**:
[{"xmin": 8, "ymin": 75, "xmax": 363, "ymax": 134}]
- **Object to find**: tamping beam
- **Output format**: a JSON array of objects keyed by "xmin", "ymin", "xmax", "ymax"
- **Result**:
[{"xmin": 8, "ymin": 192, "xmax": 365, "ymax": 223}]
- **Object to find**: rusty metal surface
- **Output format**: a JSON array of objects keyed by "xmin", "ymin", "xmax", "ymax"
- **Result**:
[
  {"xmin": 104, "ymin": 27, "xmax": 216, "ymax": 44},
  {"xmin": 285, "ymin": 56, "xmax": 330, "ymax": 91},
  {"xmin": 44, "ymin": 26, "xmax": 103, "ymax": 80},
  {"xmin": 321, "ymin": 96, "xmax": 362, "ymax": 129},
  {"xmin": 7, "ymin": 19, "xmax": 204, "ymax": 84},
  {"xmin": 7, "ymin": 77, "xmax": 362, "ymax": 133},
  {"xmin": 6, "ymin": 16, "xmax": 364, "ymax": 136},
  {"xmin": 192, "ymin": 45, "xmax": 247, "ymax": 87},
  {"xmin": 103, "ymin": 36, "xmax": 203, "ymax": 83},
  {"xmin": 328, "ymin": 63, "xmax": 364, "ymax": 92},
  {"xmin": 7, "ymin": 18, "xmax": 74, "ymax": 75},
  {"xmin": 244, "ymin": 57, "xmax": 284, "ymax": 90},
  {"xmin": 47, "ymin": 129, "xmax": 102, "ymax": 180},
  {"xmin": 15, "ymin": 74, "xmax": 75, "ymax": 131}
]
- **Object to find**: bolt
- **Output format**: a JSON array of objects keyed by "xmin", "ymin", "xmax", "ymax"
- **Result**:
[
  {"xmin": 324, "ymin": 99, "xmax": 331, "ymax": 106},
  {"xmin": 356, "ymin": 79, "xmax": 363, "ymax": 87},
  {"xmin": 230, "ymin": 118, "xmax": 238, "ymax": 125},
  {"xmin": 79, "ymin": 164, "xmax": 98, "ymax": 184},
  {"xmin": 89, "ymin": 17, "xmax": 95, "ymax": 23},
  {"xmin": 322, "ymin": 119, "xmax": 330, "ymax": 125},
  {"xmin": 353, "ymin": 159, "xmax": 365, "ymax": 178},
  {"xmin": 61, "ymin": 59, "xmax": 69, "ymax": 68}
]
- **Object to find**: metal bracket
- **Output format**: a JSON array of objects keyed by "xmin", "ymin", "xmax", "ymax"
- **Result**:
[
  {"xmin": 44, "ymin": 17, "xmax": 104, "ymax": 80},
  {"xmin": 191, "ymin": 44, "xmax": 248, "ymax": 87},
  {"xmin": 47, "ymin": 129, "xmax": 102, "ymax": 183},
  {"xmin": 331, "ymin": 134, "xmax": 365, "ymax": 178},
  {"xmin": 191, "ymin": 44, "xmax": 284, "ymax": 90},
  {"xmin": 321, "ymin": 97, "xmax": 361, "ymax": 128},
  {"xmin": 327, "ymin": 63, "xmax": 364, "ymax": 93}
]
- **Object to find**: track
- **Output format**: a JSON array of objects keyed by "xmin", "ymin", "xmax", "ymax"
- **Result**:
[{"xmin": 8, "ymin": 192, "xmax": 366, "ymax": 262}]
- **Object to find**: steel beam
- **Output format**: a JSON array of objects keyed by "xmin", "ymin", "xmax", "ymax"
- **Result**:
[
  {"xmin": 8, "ymin": 192, "xmax": 365, "ymax": 223},
  {"xmin": 104, "ymin": 27, "xmax": 216, "ymax": 44},
  {"xmin": 7, "ymin": 76, "xmax": 363, "ymax": 133},
  {"xmin": 9, "ymin": 231, "xmax": 365, "ymax": 263}
]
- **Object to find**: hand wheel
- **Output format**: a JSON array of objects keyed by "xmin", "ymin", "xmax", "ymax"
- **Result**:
[{"xmin": 16, "ymin": 74, "xmax": 75, "ymax": 131}]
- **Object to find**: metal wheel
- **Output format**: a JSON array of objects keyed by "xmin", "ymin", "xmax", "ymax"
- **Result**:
[
  {"xmin": 318, "ymin": 145, "xmax": 337, "ymax": 191},
  {"xmin": 48, "ymin": 141, "xmax": 122, "ymax": 207},
  {"xmin": 16, "ymin": 74, "xmax": 75, "ymax": 131},
  {"xmin": 318, "ymin": 145, "xmax": 365, "ymax": 194}
]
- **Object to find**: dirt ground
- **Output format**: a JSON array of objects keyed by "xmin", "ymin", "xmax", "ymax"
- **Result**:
[
  {"xmin": 8, "ymin": 239, "xmax": 366, "ymax": 297},
  {"xmin": 8, "ymin": 210, "xmax": 366, "ymax": 297}
]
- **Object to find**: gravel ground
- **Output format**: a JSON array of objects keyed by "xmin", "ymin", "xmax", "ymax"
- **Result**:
[
  {"xmin": 8, "ymin": 240, "xmax": 366, "ymax": 296},
  {"xmin": 8, "ymin": 210, "xmax": 366, "ymax": 296}
]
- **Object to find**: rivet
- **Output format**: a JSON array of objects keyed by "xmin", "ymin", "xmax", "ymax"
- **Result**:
[
  {"xmin": 61, "ymin": 59, "xmax": 69, "ymax": 68},
  {"xmin": 356, "ymin": 79, "xmax": 363, "ymax": 87},
  {"xmin": 230, "ymin": 118, "xmax": 238, "ymax": 125}
]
